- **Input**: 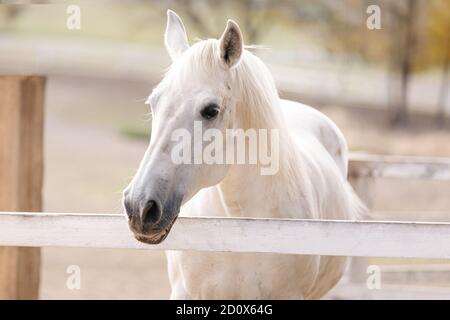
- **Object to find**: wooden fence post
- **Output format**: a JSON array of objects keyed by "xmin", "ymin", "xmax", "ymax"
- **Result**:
[{"xmin": 0, "ymin": 76, "xmax": 45, "ymax": 299}]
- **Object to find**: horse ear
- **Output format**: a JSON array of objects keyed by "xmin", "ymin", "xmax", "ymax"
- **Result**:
[
  {"xmin": 219, "ymin": 20, "xmax": 243, "ymax": 68},
  {"xmin": 165, "ymin": 10, "xmax": 189, "ymax": 61}
]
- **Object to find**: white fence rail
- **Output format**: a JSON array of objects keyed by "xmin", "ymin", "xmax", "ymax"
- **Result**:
[
  {"xmin": 1, "ymin": 212, "xmax": 450, "ymax": 259},
  {"xmin": 348, "ymin": 153, "xmax": 450, "ymax": 180}
]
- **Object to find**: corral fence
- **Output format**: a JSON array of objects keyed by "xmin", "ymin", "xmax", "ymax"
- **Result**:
[{"xmin": 0, "ymin": 76, "xmax": 449, "ymax": 299}]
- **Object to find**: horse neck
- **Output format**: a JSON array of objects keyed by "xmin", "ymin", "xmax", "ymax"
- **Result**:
[{"xmin": 217, "ymin": 96, "xmax": 313, "ymax": 219}]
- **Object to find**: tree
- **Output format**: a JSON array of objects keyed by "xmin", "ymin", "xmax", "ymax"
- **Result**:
[
  {"xmin": 383, "ymin": 0, "xmax": 419, "ymax": 125},
  {"xmin": 425, "ymin": 0, "xmax": 450, "ymax": 126}
]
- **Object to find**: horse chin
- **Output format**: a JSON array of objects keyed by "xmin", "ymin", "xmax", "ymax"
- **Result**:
[
  {"xmin": 134, "ymin": 233, "xmax": 168, "ymax": 245},
  {"xmin": 133, "ymin": 216, "xmax": 178, "ymax": 245}
]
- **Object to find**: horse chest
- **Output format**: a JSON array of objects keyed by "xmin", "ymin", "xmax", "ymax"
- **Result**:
[{"xmin": 168, "ymin": 251, "xmax": 320, "ymax": 299}]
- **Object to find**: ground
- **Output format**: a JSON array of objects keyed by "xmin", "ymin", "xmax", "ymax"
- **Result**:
[{"xmin": 40, "ymin": 75, "xmax": 450, "ymax": 299}]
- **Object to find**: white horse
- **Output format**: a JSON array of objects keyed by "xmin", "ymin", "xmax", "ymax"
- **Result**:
[{"xmin": 123, "ymin": 10, "xmax": 364, "ymax": 299}]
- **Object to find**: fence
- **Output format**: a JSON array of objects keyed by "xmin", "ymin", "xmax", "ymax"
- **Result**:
[
  {"xmin": 0, "ymin": 211, "xmax": 450, "ymax": 259},
  {"xmin": 0, "ymin": 76, "xmax": 449, "ymax": 299}
]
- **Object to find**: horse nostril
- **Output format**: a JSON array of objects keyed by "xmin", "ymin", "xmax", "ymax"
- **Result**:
[{"xmin": 140, "ymin": 200, "xmax": 161, "ymax": 225}]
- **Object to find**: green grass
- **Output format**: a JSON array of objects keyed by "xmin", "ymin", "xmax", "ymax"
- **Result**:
[{"xmin": 119, "ymin": 124, "xmax": 150, "ymax": 141}]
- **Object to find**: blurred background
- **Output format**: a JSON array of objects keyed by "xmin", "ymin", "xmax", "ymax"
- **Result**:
[{"xmin": 0, "ymin": 0, "xmax": 449, "ymax": 299}]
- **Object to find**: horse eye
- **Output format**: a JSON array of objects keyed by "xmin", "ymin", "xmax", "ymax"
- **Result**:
[{"xmin": 200, "ymin": 103, "xmax": 220, "ymax": 120}]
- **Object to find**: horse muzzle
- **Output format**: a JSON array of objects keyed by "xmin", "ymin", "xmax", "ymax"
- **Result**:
[{"xmin": 122, "ymin": 189, "xmax": 182, "ymax": 244}]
